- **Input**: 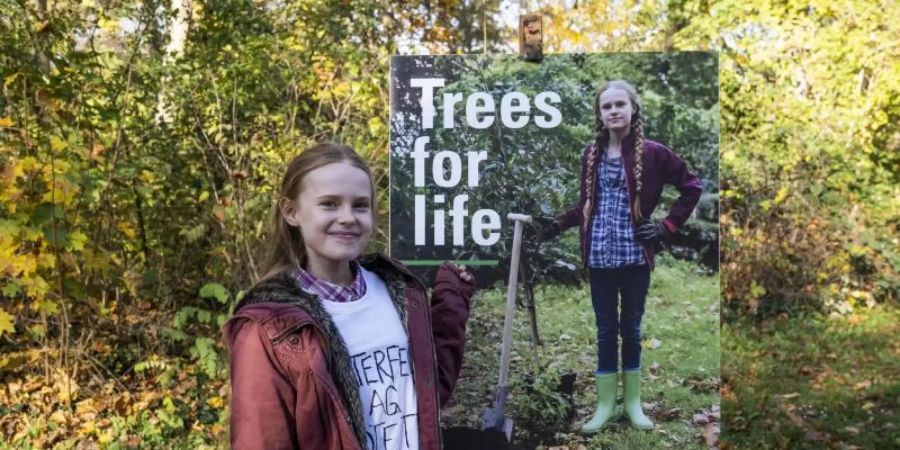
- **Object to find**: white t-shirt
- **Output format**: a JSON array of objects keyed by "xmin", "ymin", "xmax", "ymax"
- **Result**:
[{"xmin": 321, "ymin": 268, "xmax": 419, "ymax": 450}]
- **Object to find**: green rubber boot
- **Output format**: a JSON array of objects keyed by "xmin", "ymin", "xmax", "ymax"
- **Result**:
[
  {"xmin": 579, "ymin": 372, "xmax": 618, "ymax": 434},
  {"xmin": 623, "ymin": 369, "xmax": 654, "ymax": 430}
]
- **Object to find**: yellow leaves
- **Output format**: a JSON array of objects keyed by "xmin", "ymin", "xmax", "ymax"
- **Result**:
[
  {"xmin": 4, "ymin": 250, "xmax": 38, "ymax": 278},
  {"xmin": 4, "ymin": 72, "xmax": 19, "ymax": 87},
  {"xmin": 4, "ymin": 154, "xmax": 80, "ymax": 207},
  {"xmin": 82, "ymin": 248, "xmax": 112, "ymax": 273},
  {"xmin": 34, "ymin": 20, "xmax": 50, "ymax": 33},
  {"xmin": 0, "ymin": 116, "xmax": 13, "ymax": 127},
  {"xmin": 78, "ymin": 419, "xmax": 96, "ymax": 435},
  {"xmin": 1, "ymin": 157, "xmax": 27, "ymax": 213},
  {"xmin": 117, "ymin": 222, "xmax": 138, "ymax": 239},
  {"xmin": 40, "ymin": 176, "xmax": 79, "ymax": 205},
  {"xmin": 754, "ymin": 229, "xmax": 766, "ymax": 243},
  {"xmin": 98, "ymin": 430, "xmax": 115, "ymax": 444},
  {"xmin": 773, "ymin": 185, "xmax": 790, "ymax": 205},
  {"xmin": 50, "ymin": 135, "xmax": 67, "ymax": 152},
  {"xmin": 21, "ymin": 274, "xmax": 51, "ymax": 300},
  {"xmin": 76, "ymin": 398, "xmax": 98, "ymax": 415},
  {"xmin": 32, "ymin": 297, "xmax": 60, "ymax": 315},
  {"xmin": 750, "ymin": 280, "xmax": 767, "ymax": 299},
  {"xmin": 206, "ymin": 396, "xmax": 224, "ymax": 409},
  {"xmin": 52, "ymin": 368, "xmax": 80, "ymax": 404},
  {"xmin": 67, "ymin": 231, "xmax": 89, "ymax": 252},
  {"xmin": 132, "ymin": 391, "xmax": 163, "ymax": 413},
  {"xmin": 138, "ymin": 169, "xmax": 157, "ymax": 184},
  {"xmin": 49, "ymin": 409, "xmax": 68, "ymax": 425},
  {"xmin": 0, "ymin": 350, "xmax": 26, "ymax": 370},
  {"xmin": 0, "ymin": 233, "xmax": 21, "ymax": 276},
  {"xmin": 0, "ymin": 307, "xmax": 15, "ymax": 337},
  {"xmin": 367, "ymin": 117, "xmax": 384, "ymax": 136},
  {"xmin": 37, "ymin": 252, "xmax": 56, "ymax": 270},
  {"xmin": 98, "ymin": 17, "xmax": 119, "ymax": 33},
  {"xmin": 17, "ymin": 155, "xmax": 40, "ymax": 172}
]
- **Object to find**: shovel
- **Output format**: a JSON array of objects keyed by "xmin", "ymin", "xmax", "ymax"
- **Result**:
[{"xmin": 481, "ymin": 213, "xmax": 532, "ymax": 442}]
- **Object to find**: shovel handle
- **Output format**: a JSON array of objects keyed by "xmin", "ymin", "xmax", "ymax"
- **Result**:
[{"xmin": 497, "ymin": 214, "xmax": 531, "ymax": 388}]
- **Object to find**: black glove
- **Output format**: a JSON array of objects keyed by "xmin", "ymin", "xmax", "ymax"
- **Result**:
[
  {"xmin": 535, "ymin": 217, "xmax": 561, "ymax": 242},
  {"xmin": 634, "ymin": 220, "xmax": 671, "ymax": 243}
]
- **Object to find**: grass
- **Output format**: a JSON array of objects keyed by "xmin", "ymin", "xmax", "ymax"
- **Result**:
[
  {"xmin": 442, "ymin": 255, "xmax": 720, "ymax": 449},
  {"xmin": 721, "ymin": 307, "xmax": 900, "ymax": 449}
]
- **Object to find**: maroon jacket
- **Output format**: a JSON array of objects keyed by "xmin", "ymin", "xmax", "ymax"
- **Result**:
[
  {"xmin": 555, "ymin": 134, "xmax": 702, "ymax": 269},
  {"xmin": 223, "ymin": 254, "xmax": 473, "ymax": 450}
]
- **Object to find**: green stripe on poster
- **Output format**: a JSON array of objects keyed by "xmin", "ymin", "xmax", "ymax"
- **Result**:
[{"xmin": 400, "ymin": 260, "xmax": 500, "ymax": 267}]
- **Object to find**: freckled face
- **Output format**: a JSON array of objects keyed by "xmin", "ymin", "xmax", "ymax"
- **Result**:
[
  {"xmin": 283, "ymin": 162, "xmax": 374, "ymax": 268},
  {"xmin": 598, "ymin": 88, "xmax": 634, "ymax": 132}
]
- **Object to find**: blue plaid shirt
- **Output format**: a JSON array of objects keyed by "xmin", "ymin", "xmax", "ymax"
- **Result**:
[{"xmin": 588, "ymin": 153, "xmax": 647, "ymax": 268}]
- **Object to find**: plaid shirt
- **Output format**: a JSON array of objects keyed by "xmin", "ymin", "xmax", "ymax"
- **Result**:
[
  {"xmin": 588, "ymin": 153, "xmax": 647, "ymax": 268},
  {"xmin": 294, "ymin": 260, "xmax": 367, "ymax": 302}
]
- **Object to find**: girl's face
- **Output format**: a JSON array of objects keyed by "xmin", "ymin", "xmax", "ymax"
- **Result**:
[
  {"xmin": 283, "ymin": 161, "xmax": 374, "ymax": 270},
  {"xmin": 598, "ymin": 88, "xmax": 634, "ymax": 132}
]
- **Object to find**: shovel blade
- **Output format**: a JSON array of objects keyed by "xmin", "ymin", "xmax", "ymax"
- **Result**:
[{"xmin": 481, "ymin": 406, "xmax": 514, "ymax": 441}]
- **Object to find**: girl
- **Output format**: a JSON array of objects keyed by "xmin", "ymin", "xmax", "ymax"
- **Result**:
[
  {"xmin": 224, "ymin": 143, "xmax": 474, "ymax": 450},
  {"xmin": 542, "ymin": 80, "xmax": 702, "ymax": 432}
]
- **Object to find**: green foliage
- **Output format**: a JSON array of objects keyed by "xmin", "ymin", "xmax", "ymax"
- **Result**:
[
  {"xmin": 722, "ymin": 308, "xmax": 900, "ymax": 448},
  {"xmin": 698, "ymin": 0, "xmax": 899, "ymax": 319},
  {"xmin": 189, "ymin": 337, "xmax": 219, "ymax": 379},
  {"xmin": 199, "ymin": 282, "xmax": 229, "ymax": 304},
  {"xmin": 509, "ymin": 360, "xmax": 573, "ymax": 431}
]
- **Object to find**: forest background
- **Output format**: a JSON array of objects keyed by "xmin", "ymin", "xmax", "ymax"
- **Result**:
[{"xmin": 1, "ymin": 0, "xmax": 897, "ymax": 449}]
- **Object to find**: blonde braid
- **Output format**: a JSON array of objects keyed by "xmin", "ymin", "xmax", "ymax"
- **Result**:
[
  {"xmin": 582, "ymin": 139, "xmax": 599, "ymax": 228},
  {"xmin": 583, "ymin": 115, "xmax": 605, "ymax": 228},
  {"xmin": 632, "ymin": 114, "xmax": 645, "ymax": 222}
]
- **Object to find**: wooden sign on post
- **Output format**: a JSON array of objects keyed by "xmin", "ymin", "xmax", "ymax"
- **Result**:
[{"xmin": 519, "ymin": 14, "xmax": 543, "ymax": 61}]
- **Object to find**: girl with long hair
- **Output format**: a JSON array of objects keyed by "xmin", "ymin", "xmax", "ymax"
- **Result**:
[
  {"xmin": 543, "ymin": 81, "xmax": 702, "ymax": 433},
  {"xmin": 224, "ymin": 143, "xmax": 474, "ymax": 449}
]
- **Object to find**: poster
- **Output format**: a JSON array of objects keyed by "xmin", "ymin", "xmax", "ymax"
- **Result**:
[{"xmin": 389, "ymin": 53, "xmax": 719, "ymax": 284}]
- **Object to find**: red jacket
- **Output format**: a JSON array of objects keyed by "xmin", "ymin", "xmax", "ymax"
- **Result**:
[
  {"xmin": 555, "ymin": 134, "xmax": 702, "ymax": 269},
  {"xmin": 223, "ymin": 254, "xmax": 473, "ymax": 450}
]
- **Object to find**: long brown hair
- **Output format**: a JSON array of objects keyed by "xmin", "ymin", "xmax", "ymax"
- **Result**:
[
  {"xmin": 258, "ymin": 142, "xmax": 376, "ymax": 281},
  {"xmin": 592, "ymin": 80, "xmax": 646, "ymax": 222}
]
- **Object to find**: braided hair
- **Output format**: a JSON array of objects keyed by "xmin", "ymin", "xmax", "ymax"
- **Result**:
[
  {"xmin": 592, "ymin": 80, "xmax": 646, "ymax": 222},
  {"xmin": 582, "ymin": 123, "xmax": 604, "ymax": 228}
]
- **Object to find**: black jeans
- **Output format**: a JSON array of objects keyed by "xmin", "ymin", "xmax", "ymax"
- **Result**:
[{"xmin": 588, "ymin": 265, "xmax": 651, "ymax": 373}]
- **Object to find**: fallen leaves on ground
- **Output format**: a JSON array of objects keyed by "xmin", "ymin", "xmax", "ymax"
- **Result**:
[{"xmin": 693, "ymin": 404, "xmax": 720, "ymax": 449}]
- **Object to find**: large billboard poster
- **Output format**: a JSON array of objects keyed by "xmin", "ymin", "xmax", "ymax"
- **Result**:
[{"xmin": 389, "ymin": 53, "xmax": 719, "ymax": 283}]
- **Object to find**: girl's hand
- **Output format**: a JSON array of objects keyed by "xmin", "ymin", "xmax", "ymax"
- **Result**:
[
  {"xmin": 456, "ymin": 264, "xmax": 474, "ymax": 283},
  {"xmin": 435, "ymin": 262, "xmax": 476, "ymax": 307}
]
